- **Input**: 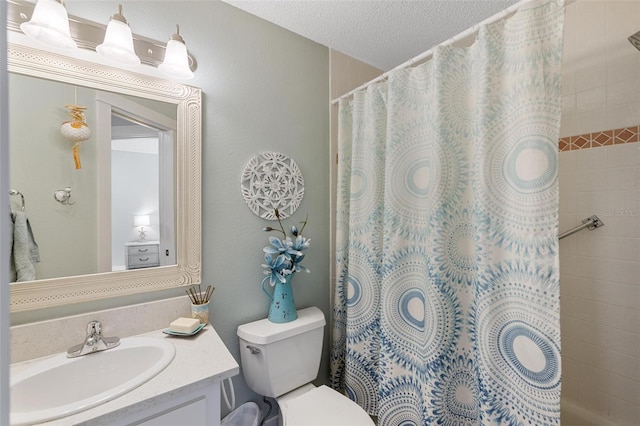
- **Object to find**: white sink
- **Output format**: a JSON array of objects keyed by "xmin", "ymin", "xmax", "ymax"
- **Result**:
[{"xmin": 10, "ymin": 337, "xmax": 175, "ymax": 425}]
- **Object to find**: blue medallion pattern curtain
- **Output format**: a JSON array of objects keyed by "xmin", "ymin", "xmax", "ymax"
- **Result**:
[{"xmin": 331, "ymin": 1, "xmax": 565, "ymax": 425}]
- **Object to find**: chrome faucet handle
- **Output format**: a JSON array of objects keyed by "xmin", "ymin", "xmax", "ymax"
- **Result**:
[
  {"xmin": 86, "ymin": 320, "xmax": 102, "ymax": 337},
  {"xmin": 67, "ymin": 320, "xmax": 120, "ymax": 358}
]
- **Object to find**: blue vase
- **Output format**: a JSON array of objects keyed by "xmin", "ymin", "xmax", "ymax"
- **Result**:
[{"xmin": 262, "ymin": 274, "xmax": 297, "ymax": 323}]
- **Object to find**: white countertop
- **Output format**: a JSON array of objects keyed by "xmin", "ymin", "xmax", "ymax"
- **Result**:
[{"xmin": 10, "ymin": 325, "xmax": 239, "ymax": 425}]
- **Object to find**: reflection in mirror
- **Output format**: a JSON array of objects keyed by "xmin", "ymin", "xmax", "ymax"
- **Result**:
[
  {"xmin": 9, "ymin": 73, "xmax": 177, "ymax": 281},
  {"xmin": 8, "ymin": 43, "xmax": 201, "ymax": 312},
  {"xmin": 9, "ymin": 73, "xmax": 98, "ymax": 281},
  {"xmin": 109, "ymin": 111, "xmax": 176, "ymax": 272}
]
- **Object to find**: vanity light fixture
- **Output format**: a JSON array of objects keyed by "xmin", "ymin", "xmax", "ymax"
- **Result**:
[
  {"xmin": 19, "ymin": 0, "xmax": 77, "ymax": 50},
  {"xmin": 96, "ymin": 4, "xmax": 141, "ymax": 66},
  {"xmin": 158, "ymin": 25, "xmax": 194, "ymax": 80},
  {"xmin": 9, "ymin": 0, "xmax": 198, "ymax": 79},
  {"xmin": 133, "ymin": 214, "xmax": 151, "ymax": 241}
]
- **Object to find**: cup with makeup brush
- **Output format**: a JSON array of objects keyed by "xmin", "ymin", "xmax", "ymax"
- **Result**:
[{"xmin": 187, "ymin": 284, "xmax": 215, "ymax": 325}]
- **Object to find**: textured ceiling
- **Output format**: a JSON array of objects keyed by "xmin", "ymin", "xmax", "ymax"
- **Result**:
[{"xmin": 222, "ymin": 0, "xmax": 520, "ymax": 71}]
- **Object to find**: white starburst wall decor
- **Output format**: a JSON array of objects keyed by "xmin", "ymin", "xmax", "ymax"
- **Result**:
[{"xmin": 240, "ymin": 151, "xmax": 304, "ymax": 220}]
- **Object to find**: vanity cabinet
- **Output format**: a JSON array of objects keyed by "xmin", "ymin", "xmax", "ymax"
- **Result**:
[
  {"xmin": 125, "ymin": 241, "xmax": 160, "ymax": 269},
  {"xmin": 120, "ymin": 381, "xmax": 221, "ymax": 426},
  {"xmin": 10, "ymin": 320, "xmax": 239, "ymax": 426}
]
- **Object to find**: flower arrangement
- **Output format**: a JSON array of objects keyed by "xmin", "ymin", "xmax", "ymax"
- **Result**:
[{"xmin": 261, "ymin": 208, "xmax": 310, "ymax": 287}]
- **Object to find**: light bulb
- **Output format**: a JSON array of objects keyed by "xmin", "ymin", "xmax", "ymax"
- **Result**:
[
  {"xmin": 96, "ymin": 5, "xmax": 140, "ymax": 65},
  {"xmin": 158, "ymin": 25, "xmax": 194, "ymax": 80},
  {"xmin": 20, "ymin": 0, "xmax": 77, "ymax": 50}
]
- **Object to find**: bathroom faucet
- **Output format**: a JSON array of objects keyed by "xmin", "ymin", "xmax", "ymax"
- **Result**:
[{"xmin": 67, "ymin": 320, "xmax": 120, "ymax": 358}]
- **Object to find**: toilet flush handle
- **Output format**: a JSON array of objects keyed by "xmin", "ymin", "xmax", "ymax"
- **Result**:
[{"xmin": 246, "ymin": 345, "xmax": 261, "ymax": 355}]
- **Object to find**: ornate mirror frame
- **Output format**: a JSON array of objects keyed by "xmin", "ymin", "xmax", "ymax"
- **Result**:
[{"xmin": 8, "ymin": 43, "xmax": 202, "ymax": 312}]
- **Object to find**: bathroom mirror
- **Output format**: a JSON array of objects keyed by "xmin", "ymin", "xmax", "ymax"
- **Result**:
[
  {"xmin": 10, "ymin": 74, "xmax": 178, "ymax": 279},
  {"xmin": 8, "ymin": 43, "xmax": 202, "ymax": 312}
]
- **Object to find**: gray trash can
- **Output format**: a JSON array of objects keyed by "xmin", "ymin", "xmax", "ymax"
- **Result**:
[{"xmin": 221, "ymin": 402, "xmax": 260, "ymax": 426}]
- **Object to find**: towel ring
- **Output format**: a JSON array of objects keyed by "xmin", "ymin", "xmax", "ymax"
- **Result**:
[{"xmin": 9, "ymin": 189, "xmax": 25, "ymax": 212}]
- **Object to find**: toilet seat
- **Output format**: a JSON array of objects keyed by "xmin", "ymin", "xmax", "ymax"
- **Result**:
[{"xmin": 278, "ymin": 385, "xmax": 374, "ymax": 426}]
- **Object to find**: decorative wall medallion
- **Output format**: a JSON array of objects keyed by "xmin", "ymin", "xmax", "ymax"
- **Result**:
[{"xmin": 241, "ymin": 151, "xmax": 304, "ymax": 220}]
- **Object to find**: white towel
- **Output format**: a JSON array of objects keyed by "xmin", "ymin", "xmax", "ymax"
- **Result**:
[{"xmin": 10, "ymin": 211, "xmax": 40, "ymax": 282}]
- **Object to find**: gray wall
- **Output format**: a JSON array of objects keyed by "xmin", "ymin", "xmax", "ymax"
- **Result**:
[{"xmin": 10, "ymin": 0, "xmax": 330, "ymax": 415}]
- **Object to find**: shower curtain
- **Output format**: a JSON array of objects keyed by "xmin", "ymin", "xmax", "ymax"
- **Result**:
[{"xmin": 331, "ymin": 1, "xmax": 565, "ymax": 425}]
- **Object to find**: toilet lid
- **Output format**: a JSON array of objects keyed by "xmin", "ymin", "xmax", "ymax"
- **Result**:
[{"xmin": 279, "ymin": 385, "xmax": 374, "ymax": 426}]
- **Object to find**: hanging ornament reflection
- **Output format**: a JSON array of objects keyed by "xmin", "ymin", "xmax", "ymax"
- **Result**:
[{"xmin": 60, "ymin": 104, "xmax": 91, "ymax": 169}]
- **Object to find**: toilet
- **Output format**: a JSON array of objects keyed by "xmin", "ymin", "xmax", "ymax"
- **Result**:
[{"xmin": 237, "ymin": 306, "xmax": 374, "ymax": 426}]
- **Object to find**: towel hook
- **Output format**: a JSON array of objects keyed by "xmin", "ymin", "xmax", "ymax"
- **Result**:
[{"xmin": 53, "ymin": 187, "xmax": 75, "ymax": 206}]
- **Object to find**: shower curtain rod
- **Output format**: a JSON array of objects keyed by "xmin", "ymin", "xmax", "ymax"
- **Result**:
[
  {"xmin": 331, "ymin": 0, "xmax": 534, "ymax": 105},
  {"xmin": 558, "ymin": 215, "xmax": 605, "ymax": 240}
]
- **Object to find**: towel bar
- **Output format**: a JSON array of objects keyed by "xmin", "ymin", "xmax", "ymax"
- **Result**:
[{"xmin": 559, "ymin": 215, "xmax": 604, "ymax": 240}]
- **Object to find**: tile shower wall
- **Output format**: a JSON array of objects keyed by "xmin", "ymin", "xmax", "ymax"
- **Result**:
[{"xmin": 560, "ymin": 1, "xmax": 640, "ymax": 425}]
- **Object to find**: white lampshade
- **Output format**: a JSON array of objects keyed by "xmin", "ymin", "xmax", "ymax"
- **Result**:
[
  {"xmin": 158, "ymin": 26, "xmax": 194, "ymax": 80},
  {"xmin": 96, "ymin": 5, "xmax": 140, "ymax": 65},
  {"xmin": 20, "ymin": 0, "xmax": 77, "ymax": 50},
  {"xmin": 133, "ymin": 214, "xmax": 150, "ymax": 227}
]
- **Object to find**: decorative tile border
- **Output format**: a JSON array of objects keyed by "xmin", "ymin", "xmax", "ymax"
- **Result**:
[{"xmin": 559, "ymin": 125, "xmax": 639, "ymax": 151}]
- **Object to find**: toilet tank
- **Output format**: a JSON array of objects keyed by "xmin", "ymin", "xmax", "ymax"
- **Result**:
[{"xmin": 237, "ymin": 306, "xmax": 326, "ymax": 398}]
